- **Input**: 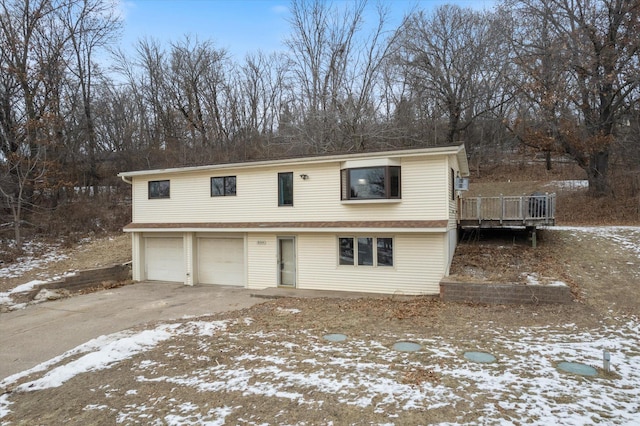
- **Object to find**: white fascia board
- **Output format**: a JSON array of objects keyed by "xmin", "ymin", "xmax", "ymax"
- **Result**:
[
  {"xmin": 456, "ymin": 145, "xmax": 470, "ymax": 177},
  {"xmin": 117, "ymin": 144, "xmax": 466, "ymax": 178},
  {"xmin": 124, "ymin": 226, "xmax": 448, "ymax": 234}
]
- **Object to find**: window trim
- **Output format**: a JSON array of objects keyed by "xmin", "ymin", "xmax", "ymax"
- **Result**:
[
  {"xmin": 148, "ymin": 180, "xmax": 170, "ymax": 199},
  {"xmin": 340, "ymin": 166, "xmax": 401, "ymax": 200},
  {"xmin": 211, "ymin": 175, "xmax": 237, "ymax": 197},
  {"xmin": 278, "ymin": 172, "xmax": 294, "ymax": 206},
  {"xmin": 338, "ymin": 236, "xmax": 394, "ymax": 267}
]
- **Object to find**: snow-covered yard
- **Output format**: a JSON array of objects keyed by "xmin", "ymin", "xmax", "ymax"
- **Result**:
[{"xmin": 1, "ymin": 313, "xmax": 639, "ymax": 424}]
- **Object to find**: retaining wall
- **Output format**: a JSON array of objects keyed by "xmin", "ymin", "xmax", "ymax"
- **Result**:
[
  {"xmin": 37, "ymin": 263, "xmax": 131, "ymax": 293},
  {"xmin": 440, "ymin": 280, "xmax": 573, "ymax": 305}
]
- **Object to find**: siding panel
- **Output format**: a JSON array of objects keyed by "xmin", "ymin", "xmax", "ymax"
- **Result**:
[
  {"xmin": 296, "ymin": 233, "xmax": 445, "ymax": 295},
  {"xmin": 246, "ymin": 234, "xmax": 278, "ymax": 289},
  {"xmin": 131, "ymin": 156, "xmax": 452, "ymax": 225}
]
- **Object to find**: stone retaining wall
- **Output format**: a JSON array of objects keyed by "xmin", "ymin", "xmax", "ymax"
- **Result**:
[
  {"xmin": 440, "ymin": 280, "xmax": 573, "ymax": 305},
  {"xmin": 35, "ymin": 263, "xmax": 131, "ymax": 294}
]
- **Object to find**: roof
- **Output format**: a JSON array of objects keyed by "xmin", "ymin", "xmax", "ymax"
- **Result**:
[{"xmin": 118, "ymin": 144, "xmax": 470, "ymax": 179}]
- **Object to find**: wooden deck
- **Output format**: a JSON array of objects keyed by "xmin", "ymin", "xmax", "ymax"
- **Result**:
[{"xmin": 458, "ymin": 194, "xmax": 556, "ymax": 228}]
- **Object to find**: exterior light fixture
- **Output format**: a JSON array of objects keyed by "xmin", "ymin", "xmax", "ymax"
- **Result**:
[{"xmin": 299, "ymin": 174, "xmax": 309, "ymax": 180}]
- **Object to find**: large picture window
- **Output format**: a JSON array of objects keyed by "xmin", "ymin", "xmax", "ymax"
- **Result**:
[
  {"xmin": 211, "ymin": 176, "xmax": 236, "ymax": 196},
  {"xmin": 338, "ymin": 237, "xmax": 393, "ymax": 267},
  {"xmin": 148, "ymin": 180, "xmax": 170, "ymax": 199},
  {"xmin": 341, "ymin": 166, "xmax": 400, "ymax": 200},
  {"xmin": 278, "ymin": 172, "xmax": 293, "ymax": 206}
]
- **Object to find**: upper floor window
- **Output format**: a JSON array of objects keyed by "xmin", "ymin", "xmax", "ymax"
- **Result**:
[
  {"xmin": 211, "ymin": 176, "xmax": 236, "ymax": 197},
  {"xmin": 451, "ymin": 168, "xmax": 455, "ymax": 200},
  {"xmin": 148, "ymin": 180, "xmax": 170, "ymax": 199},
  {"xmin": 278, "ymin": 172, "xmax": 293, "ymax": 206},
  {"xmin": 341, "ymin": 166, "xmax": 401, "ymax": 200}
]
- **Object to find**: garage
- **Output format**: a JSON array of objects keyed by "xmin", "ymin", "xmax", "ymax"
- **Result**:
[
  {"xmin": 197, "ymin": 237, "xmax": 245, "ymax": 286},
  {"xmin": 145, "ymin": 237, "xmax": 184, "ymax": 282}
]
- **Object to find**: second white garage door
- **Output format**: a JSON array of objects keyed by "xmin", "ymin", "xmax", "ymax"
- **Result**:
[
  {"xmin": 145, "ymin": 237, "xmax": 185, "ymax": 282},
  {"xmin": 197, "ymin": 238, "xmax": 245, "ymax": 286}
]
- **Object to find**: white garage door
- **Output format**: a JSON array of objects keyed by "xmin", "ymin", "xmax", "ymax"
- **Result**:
[
  {"xmin": 198, "ymin": 238, "xmax": 245, "ymax": 286},
  {"xmin": 145, "ymin": 237, "xmax": 184, "ymax": 282}
]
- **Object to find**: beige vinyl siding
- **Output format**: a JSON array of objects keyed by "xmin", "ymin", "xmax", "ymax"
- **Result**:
[
  {"xmin": 131, "ymin": 156, "xmax": 451, "ymax": 225},
  {"xmin": 399, "ymin": 157, "xmax": 448, "ymax": 221},
  {"xmin": 296, "ymin": 233, "xmax": 445, "ymax": 295},
  {"xmin": 447, "ymin": 154, "xmax": 461, "ymax": 229},
  {"xmin": 446, "ymin": 228, "xmax": 457, "ymax": 275},
  {"xmin": 246, "ymin": 234, "xmax": 278, "ymax": 289},
  {"xmin": 131, "ymin": 232, "xmax": 143, "ymax": 281}
]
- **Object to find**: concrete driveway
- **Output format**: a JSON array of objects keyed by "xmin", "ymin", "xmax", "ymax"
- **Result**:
[{"xmin": 0, "ymin": 282, "xmax": 263, "ymax": 381}]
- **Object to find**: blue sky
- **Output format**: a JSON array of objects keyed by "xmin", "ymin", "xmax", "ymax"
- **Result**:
[{"xmin": 118, "ymin": 0, "xmax": 496, "ymax": 59}]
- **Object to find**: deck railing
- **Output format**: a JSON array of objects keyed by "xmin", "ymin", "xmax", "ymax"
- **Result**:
[{"xmin": 458, "ymin": 193, "xmax": 556, "ymax": 227}]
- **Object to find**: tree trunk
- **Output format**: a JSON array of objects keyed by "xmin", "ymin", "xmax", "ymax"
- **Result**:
[
  {"xmin": 545, "ymin": 151, "xmax": 552, "ymax": 171},
  {"xmin": 586, "ymin": 150, "xmax": 611, "ymax": 197}
]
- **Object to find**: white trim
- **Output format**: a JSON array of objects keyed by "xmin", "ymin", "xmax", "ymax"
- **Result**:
[
  {"xmin": 125, "ymin": 226, "xmax": 448, "ymax": 234},
  {"xmin": 342, "ymin": 158, "xmax": 401, "ymax": 168},
  {"xmin": 340, "ymin": 199, "xmax": 402, "ymax": 205}
]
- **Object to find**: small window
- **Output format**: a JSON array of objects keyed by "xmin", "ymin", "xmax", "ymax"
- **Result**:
[
  {"xmin": 377, "ymin": 238, "xmax": 394, "ymax": 266},
  {"xmin": 358, "ymin": 237, "xmax": 374, "ymax": 265},
  {"xmin": 341, "ymin": 166, "xmax": 401, "ymax": 200},
  {"xmin": 148, "ymin": 180, "xmax": 170, "ymax": 199},
  {"xmin": 278, "ymin": 172, "xmax": 293, "ymax": 206},
  {"xmin": 338, "ymin": 237, "xmax": 393, "ymax": 267},
  {"xmin": 339, "ymin": 237, "xmax": 354, "ymax": 265},
  {"xmin": 450, "ymin": 168, "xmax": 455, "ymax": 201},
  {"xmin": 211, "ymin": 176, "xmax": 236, "ymax": 196}
]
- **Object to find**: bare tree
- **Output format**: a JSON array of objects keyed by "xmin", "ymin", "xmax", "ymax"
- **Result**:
[
  {"xmin": 61, "ymin": 0, "xmax": 122, "ymax": 195},
  {"xmin": 0, "ymin": 0, "xmax": 64, "ymax": 246},
  {"xmin": 394, "ymin": 5, "xmax": 512, "ymax": 146},
  {"xmin": 284, "ymin": 0, "xmax": 395, "ymax": 153},
  {"xmin": 510, "ymin": 0, "xmax": 640, "ymax": 196}
]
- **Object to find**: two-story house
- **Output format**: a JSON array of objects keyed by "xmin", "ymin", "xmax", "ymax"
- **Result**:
[{"xmin": 118, "ymin": 144, "xmax": 469, "ymax": 295}]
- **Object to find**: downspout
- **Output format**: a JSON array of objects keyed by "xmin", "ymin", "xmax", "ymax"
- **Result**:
[{"xmin": 120, "ymin": 175, "xmax": 133, "ymax": 185}]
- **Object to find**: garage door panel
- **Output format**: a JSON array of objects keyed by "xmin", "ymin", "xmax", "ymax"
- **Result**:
[
  {"xmin": 198, "ymin": 238, "xmax": 244, "ymax": 286},
  {"xmin": 146, "ymin": 237, "xmax": 184, "ymax": 282}
]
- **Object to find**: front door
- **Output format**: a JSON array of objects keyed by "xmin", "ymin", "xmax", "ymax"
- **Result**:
[{"xmin": 278, "ymin": 237, "xmax": 296, "ymax": 287}]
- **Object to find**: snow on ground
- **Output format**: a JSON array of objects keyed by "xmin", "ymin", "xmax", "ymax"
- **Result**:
[
  {"xmin": 550, "ymin": 226, "xmax": 640, "ymax": 257},
  {"xmin": 0, "ymin": 240, "xmax": 76, "ymax": 311},
  {"xmin": 1, "ymin": 316, "xmax": 639, "ymax": 424},
  {"xmin": 544, "ymin": 180, "xmax": 589, "ymax": 191},
  {"xmin": 0, "ymin": 240, "xmax": 69, "ymax": 279}
]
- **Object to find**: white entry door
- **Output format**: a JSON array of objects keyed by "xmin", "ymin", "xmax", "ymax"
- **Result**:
[
  {"xmin": 278, "ymin": 237, "xmax": 296, "ymax": 287},
  {"xmin": 145, "ymin": 237, "xmax": 184, "ymax": 282},
  {"xmin": 197, "ymin": 238, "xmax": 245, "ymax": 286}
]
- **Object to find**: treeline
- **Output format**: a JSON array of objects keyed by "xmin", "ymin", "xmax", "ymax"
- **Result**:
[{"xmin": 1, "ymin": 0, "xmax": 639, "ymax": 245}]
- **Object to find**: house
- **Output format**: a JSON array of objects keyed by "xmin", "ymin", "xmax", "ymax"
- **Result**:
[{"xmin": 118, "ymin": 144, "xmax": 470, "ymax": 295}]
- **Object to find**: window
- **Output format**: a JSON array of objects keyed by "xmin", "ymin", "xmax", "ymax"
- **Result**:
[
  {"xmin": 339, "ymin": 237, "xmax": 354, "ymax": 265},
  {"xmin": 377, "ymin": 237, "xmax": 394, "ymax": 266},
  {"xmin": 338, "ymin": 237, "xmax": 393, "ymax": 267},
  {"xmin": 341, "ymin": 166, "xmax": 401, "ymax": 200},
  {"xmin": 148, "ymin": 180, "xmax": 170, "ymax": 199},
  {"xmin": 278, "ymin": 172, "xmax": 293, "ymax": 206},
  {"xmin": 211, "ymin": 176, "xmax": 236, "ymax": 196},
  {"xmin": 450, "ymin": 168, "xmax": 455, "ymax": 200},
  {"xmin": 358, "ymin": 237, "xmax": 373, "ymax": 265}
]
